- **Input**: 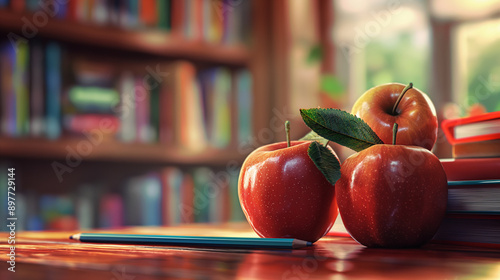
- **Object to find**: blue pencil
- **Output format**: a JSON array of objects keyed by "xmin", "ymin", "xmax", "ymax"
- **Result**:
[
  {"xmin": 69, "ymin": 233, "xmax": 312, "ymax": 249},
  {"xmin": 448, "ymin": 179, "xmax": 500, "ymax": 186}
]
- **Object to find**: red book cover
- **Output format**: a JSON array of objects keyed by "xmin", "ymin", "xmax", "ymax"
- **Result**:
[
  {"xmin": 441, "ymin": 158, "xmax": 500, "ymax": 181},
  {"xmin": 442, "ymin": 111, "xmax": 500, "ymax": 144},
  {"xmin": 194, "ymin": 0, "xmax": 203, "ymax": 40},
  {"xmin": 10, "ymin": 0, "xmax": 25, "ymax": 12},
  {"xmin": 139, "ymin": 0, "xmax": 157, "ymax": 27},
  {"xmin": 159, "ymin": 64, "xmax": 175, "ymax": 145},
  {"xmin": 99, "ymin": 193, "xmax": 124, "ymax": 228},
  {"xmin": 180, "ymin": 173, "xmax": 194, "ymax": 223},
  {"xmin": 170, "ymin": 0, "xmax": 184, "ymax": 35},
  {"xmin": 177, "ymin": 62, "xmax": 194, "ymax": 147},
  {"xmin": 452, "ymin": 139, "xmax": 500, "ymax": 158},
  {"xmin": 160, "ymin": 168, "xmax": 171, "ymax": 226},
  {"xmin": 63, "ymin": 114, "xmax": 120, "ymax": 135}
]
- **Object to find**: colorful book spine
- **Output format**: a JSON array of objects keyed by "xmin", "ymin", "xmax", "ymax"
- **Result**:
[
  {"xmin": 192, "ymin": 167, "xmax": 212, "ymax": 223},
  {"xmin": 158, "ymin": 65, "xmax": 175, "ymax": 144},
  {"xmin": 236, "ymin": 69, "xmax": 252, "ymax": 145},
  {"xmin": 176, "ymin": 62, "xmax": 207, "ymax": 152},
  {"xmin": 142, "ymin": 174, "xmax": 162, "ymax": 226},
  {"xmin": 135, "ymin": 76, "xmax": 151, "ymax": 142},
  {"xmin": 45, "ymin": 42, "xmax": 62, "ymax": 139},
  {"xmin": 210, "ymin": 68, "xmax": 232, "ymax": 148},
  {"xmin": 15, "ymin": 42, "xmax": 30, "ymax": 136},
  {"xmin": 157, "ymin": 0, "xmax": 171, "ymax": 31},
  {"xmin": 99, "ymin": 193, "xmax": 124, "ymax": 228},
  {"xmin": 0, "ymin": 42, "xmax": 16, "ymax": 136},
  {"xmin": 161, "ymin": 167, "xmax": 183, "ymax": 225},
  {"xmin": 124, "ymin": 177, "xmax": 144, "ymax": 226},
  {"xmin": 29, "ymin": 41, "xmax": 45, "ymax": 137},
  {"xmin": 180, "ymin": 172, "xmax": 194, "ymax": 223},
  {"xmin": 63, "ymin": 114, "xmax": 120, "ymax": 135},
  {"xmin": 75, "ymin": 184, "xmax": 98, "ymax": 230},
  {"xmin": 139, "ymin": 0, "xmax": 157, "ymax": 27},
  {"xmin": 118, "ymin": 72, "xmax": 136, "ymax": 142},
  {"xmin": 149, "ymin": 82, "xmax": 160, "ymax": 142}
]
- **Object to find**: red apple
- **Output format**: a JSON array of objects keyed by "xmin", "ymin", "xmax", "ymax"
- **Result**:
[
  {"xmin": 351, "ymin": 83, "xmax": 438, "ymax": 150},
  {"xmin": 335, "ymin": 143, "xmax": 448, "ymax": 248},
  {"xmin": 238, "ymin": 141, "xmax": 339, "ymax": 242}
]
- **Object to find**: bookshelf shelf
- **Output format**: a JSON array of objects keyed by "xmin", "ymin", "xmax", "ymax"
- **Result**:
[
  {"xmin": 0, "ymin": 137, "xmax": 247, "ymax": 166},
  {"xmin": 0, "ymin": 9, "xmax": 251, "ymax": 66}
]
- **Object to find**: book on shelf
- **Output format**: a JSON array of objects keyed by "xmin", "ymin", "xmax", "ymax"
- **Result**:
[
  {"xmin": 99, "ymin": 193, "xmax": 124, "ymax": 229},
  {"xmin": 29, "ymin": 40, "xmax": 45, "ymax": 137},
  {"xmin": 180, "ymin": 172, "xmax": 195, "ymax": 223},
  {"xmin": 235, "ymin": 69, "xmax": 252, "ymax": 145},
  {"xmin": 192, "ymin": 167, "xmax": 213, "ymax": 223},
  {"xmin": 45, "ymin": 42, "xmax": 62, "ymax": 139},
  {"xmin": 161, "ymin": 167, "xmax": 183, "ymax": 226}
]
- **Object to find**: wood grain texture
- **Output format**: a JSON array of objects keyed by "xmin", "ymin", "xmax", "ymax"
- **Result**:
[{"xmin": 1, "ymin": 223, "xmax": 500, "ymax": 280}]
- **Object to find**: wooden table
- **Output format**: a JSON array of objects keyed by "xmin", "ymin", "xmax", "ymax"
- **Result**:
[{"xmin": 1, "ymin": 222, "xmax": 500, "ymax": 280}]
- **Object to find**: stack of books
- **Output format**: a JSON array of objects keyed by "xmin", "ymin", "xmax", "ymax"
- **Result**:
[{"xmin": 434, "ymin": 111, "xmax": 500, "ymax": 248}]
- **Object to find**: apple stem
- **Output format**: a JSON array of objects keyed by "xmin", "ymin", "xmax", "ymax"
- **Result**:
[
  {"xmin": 392, "ymin": 82, "xmax": 413, "ymax": 115},
  {"xmin": 393, "ymin": 123, "xmax": 398, "ymax": 145},
  {"xmin": 285, "ymin": 120, "xmax": 291, "ymax": 147}
]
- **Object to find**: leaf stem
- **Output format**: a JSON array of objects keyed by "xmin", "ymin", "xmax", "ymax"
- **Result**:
[
  {"xmin": 285, "ymin": 120, "xmax": 291, "ymax": 147},
  {"xmin": 393, "ymin": 123, "xmax": 398, "ymax": 145},
  {"xmin": 392, "ymin": 83, "xmax": 413, "ymax": 115}
]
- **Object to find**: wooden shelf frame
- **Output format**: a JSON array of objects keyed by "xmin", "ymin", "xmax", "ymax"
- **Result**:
[
  {"xmin": 0, "ymin": 137, "xmax": 247, "ymax": 166},
  {"xmin": 0, "ymin": 9, "xmax": 250, "ymax": 66}
]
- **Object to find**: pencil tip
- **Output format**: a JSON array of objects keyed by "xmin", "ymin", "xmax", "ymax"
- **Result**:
[
  {"xmin": 307, "ymin": 242, "xmax": 313, "ymax": 246},
  {"xmin": 69, "ymin": 235, "xmax": 73, "ymax": 240}
]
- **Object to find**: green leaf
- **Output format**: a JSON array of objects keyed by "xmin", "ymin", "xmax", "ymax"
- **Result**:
[
  {"xmin": 300, "ymin": 108, "xmax": 384, "ymax": 152},
  {"xmin": 300, "ymin": 130, "xmax": 329, "ymax": 146},
  {"xmin": 320, "ymin": 75, "xmax": 345, "ymax": 97},
  {"xmin": 306, "ymin": 45, "xmax": 322, "ymax": 65},
  {"xmin": 307, "ymin": 141, "xmax": 341, "ymax": 186}
]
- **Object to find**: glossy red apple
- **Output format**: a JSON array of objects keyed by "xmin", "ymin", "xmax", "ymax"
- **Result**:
[
  {"xmin": 335, "ymin": 143, "xmax": 448, "ymax": 248},
  {"xmin": 238, "ymin": 140, "xmax": 339, "ymax": 242},
  {"xmin": 351, "ymin": 83, "xmax": 437, "ymax": 150}
]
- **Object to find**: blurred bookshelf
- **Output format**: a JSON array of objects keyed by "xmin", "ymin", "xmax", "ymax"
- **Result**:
[
  {"xmin": 0, "ymin": 8, "xmax": 251, "ymax": 66},
  {"xmin": 0, "ymin": 0, "xmax": 277, "ymax": 231}
]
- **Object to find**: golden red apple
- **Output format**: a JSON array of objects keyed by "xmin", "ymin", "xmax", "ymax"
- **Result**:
[{"xmin": 351, "ymin": 83, "xmax": 438, "ymax": 150}]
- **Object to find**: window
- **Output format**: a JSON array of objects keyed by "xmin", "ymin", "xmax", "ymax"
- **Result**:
[
  {"xmin": 334, "ymin": 0, "xmax": 430, "ymax": 106},
  {"xmin": 453, "ymin": 18, "xmax": 500, "ymax": 113}
]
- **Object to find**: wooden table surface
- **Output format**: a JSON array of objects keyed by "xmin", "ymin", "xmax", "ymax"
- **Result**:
[{"xmin": 1, "ymin": 222, "xmax": 500, "ymax": 280}]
